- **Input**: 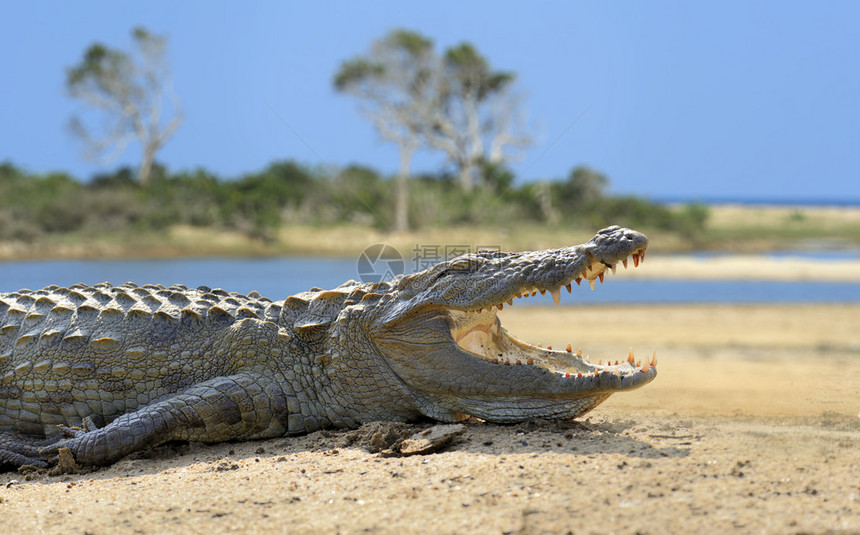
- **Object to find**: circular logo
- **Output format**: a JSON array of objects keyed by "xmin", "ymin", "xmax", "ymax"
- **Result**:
[{"xmin": 356, "ymin": 244, "xmax": 404, "ymax": 283}]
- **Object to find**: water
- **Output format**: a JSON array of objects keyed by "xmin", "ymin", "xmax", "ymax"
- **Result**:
[
  {"xmin": 0, "ymin": 257, "xmax": 357, "ymax": 302},
  {"xmin": 693, "ymin": 250, "xmax": 860, "ymax": 262},
  {"xmin": 1, "ymin": 256, "xmax": 858, "ymax": 305}
]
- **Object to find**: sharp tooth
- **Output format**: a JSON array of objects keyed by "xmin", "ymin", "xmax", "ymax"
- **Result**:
[
  {"xmin": 565, "ymin": 283, "xmax": 572, "ymax": 293},
  {"xmin": 628, "ymin": 349, "xmax": 635, "ymax": 364},
  {"xmin": 532, "ymin": 291, "xmax": 537, "ymax": 297},
  {"xmin": 497, "ymin": 304, "xmax": 503, "ymax": 311},
  {"xmin": 566, "ymin": 344, "xmax": 572, "ymax": 352},
  {"xmin": 589, "ymin": 279, "xmax": 595, "ymax": 290},
  {"xmin": 550, "ymin": 288, "xmax": 561, "ymax": 305},
  {"xmin": 622, "ymin": 258, "xmax": 629, "ymax": 269},
  {"xmin": 576, "ymin": 347, "xmax": 582, "ymax": 357},
  {"xmin": 547, "ymin": 345, "xmax": 552, "ymax": 350},
  {"xmin": 598, "ymin": 273, "xmax": 604, "ymax": 284},
  {"xmin": 633, "ymin": 254, "xmax": 640, "ymax": 268},
  {"xmin": 594, "ymin": 369, "xmax": 600, "ymax": 376},
  {"xmin": 575, "ymin": 278, "xmax": 582, "ymax": 286},
  {"xmin": 540, "ymin": 289, "xmax": 546, "ymax": 296},
  {"xmin": 614, "ymin": 360, "xmax": 619, "ymax": 365},
  {"xmin": 507, "ymin": 299, "xmax": 513, "ymax": 306},
  {"xmin": 651, "ymin": 352, "xmax": 657, "ymax": 366},
  {"xmin": 477, "ymin": 307, "xmax": 483, "ymax": 313},
  {"xmin": 577, "ymin": 372, "xmax": 582, "ymax": 378},
  {"xmin": 641, "ymin": 361, "xmax": 650, "ymax": 372},
  {"xmin": 610, "ymin": 264, "xmax": 617, "ymax": 276},
  {"xmin": 640, "ymin": 250, "xmax": 646, "ymax": 263},
  {"xmin": 598, "ymin": 360, "xmax": 603, "ymax": 365}
]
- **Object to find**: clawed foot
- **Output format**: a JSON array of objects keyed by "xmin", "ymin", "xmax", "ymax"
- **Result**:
[
  {"xmin": 39, "ymin": 425, "xmax": 87, "ymax": 465},
  {"xmin": 0, "ymin": 416, "xmax": 105, "ymax": 469},
  {"xmin": 39, "ymin": 415, "xmax": 104, "ymax": 465},
  {"xmin": 0, "ymin": 432, "xmax": 60, "ymax": 468}
]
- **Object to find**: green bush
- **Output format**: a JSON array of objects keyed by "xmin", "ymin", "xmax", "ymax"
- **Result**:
[{"xmin": 0, "ymin": 159, "xmax": 708, "ymax": 245}]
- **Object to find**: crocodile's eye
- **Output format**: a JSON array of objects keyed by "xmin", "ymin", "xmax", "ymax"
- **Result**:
[
  {"xmin": 432, "ymin": 258, "xmax": 482, "ymax": 283},
  {"xmin": 446, "ymin": 258, "xmax": 482, "ymax": 275}
]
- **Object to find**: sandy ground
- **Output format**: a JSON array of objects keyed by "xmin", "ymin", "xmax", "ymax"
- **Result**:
[{"xmin": 1, "ymin": 303, "xmax": 858, "ymax": 534}]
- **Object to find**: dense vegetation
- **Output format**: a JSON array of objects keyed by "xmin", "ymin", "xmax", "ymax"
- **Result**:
[{"xmin": 0, "ymin": 160, "xmax": 708, "ymax": 244}]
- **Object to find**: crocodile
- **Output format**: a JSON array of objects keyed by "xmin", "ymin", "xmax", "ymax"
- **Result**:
[{"xmin": 0, "ymin": 226, "xmax": 655, "ymax": 468}]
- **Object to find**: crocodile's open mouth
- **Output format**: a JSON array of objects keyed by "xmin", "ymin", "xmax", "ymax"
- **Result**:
[{"xmin": 449, "ymin": 247, "xmax": 655, "ymax": 379}]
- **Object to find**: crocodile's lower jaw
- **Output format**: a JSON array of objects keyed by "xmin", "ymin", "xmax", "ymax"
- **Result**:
[{"xmin": 450, "ymin": 247, "xmax": 655, "ymax": 379}]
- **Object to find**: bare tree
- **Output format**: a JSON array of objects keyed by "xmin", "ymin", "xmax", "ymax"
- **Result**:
[
  {"xmin": 67, "ymin": 27, "xmax": 182, "ymax": 185},
  {"xmin": 335, "ymin": 30, "xmax": 534, "ymax": 227},
  {"xmin": 334, "ymin": 30, "xmax": 436, "ymax": 232},
  {"xmin": 486, "ymin": 91, "xmax": 533, "ymax": 165},
  {"xmin": 419, "ymin": 43, "xmax": 532, "ymax": 192}
]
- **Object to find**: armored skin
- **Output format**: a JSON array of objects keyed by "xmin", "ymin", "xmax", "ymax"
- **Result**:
[{"xmin": 0, "ymin": 226, "xmax": 654, "ymax": 467}]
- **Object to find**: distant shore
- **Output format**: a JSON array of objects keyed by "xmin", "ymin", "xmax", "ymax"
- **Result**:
[
  {"xmin": 625, "ymin": 253, "xmax": 860, "ymax": 281},
  {"xmin": 1, "ymin": 205, "xmax": 859, "ymax": 282}
]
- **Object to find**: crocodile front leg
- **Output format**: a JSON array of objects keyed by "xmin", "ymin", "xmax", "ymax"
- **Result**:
[{"xmin": 41, "ymin": 373, "xmax": 290, "ymax": 466}]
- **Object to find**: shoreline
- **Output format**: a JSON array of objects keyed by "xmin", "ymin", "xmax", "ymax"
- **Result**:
[
  {"xmin": 624, "ymin": 253, "xmax": 860, "ymax": 281},
  {"xmin": 3, "ymin": 200, "xmax": 860, "ymax": 266}
]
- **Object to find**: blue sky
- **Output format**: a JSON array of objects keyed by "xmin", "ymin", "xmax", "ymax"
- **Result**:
[{"xmin": 3, "ymin": 1, "xmax": 859, "ymax": 201}]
